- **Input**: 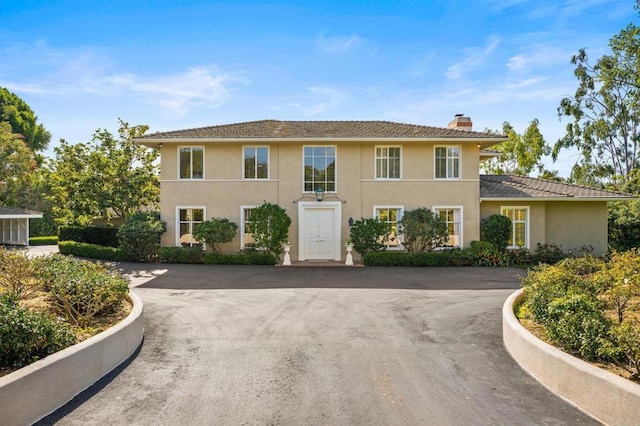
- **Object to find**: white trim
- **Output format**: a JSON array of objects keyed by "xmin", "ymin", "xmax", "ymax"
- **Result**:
[
  {"xmin": 434, "ymin": 144, "xmax": 461, "ymax": 180},
  {"xmin": 373, "ymin": 205, "xmax": 404, "ymax": 250},
  {"xmin": 302, "ymin": 145, "xmax": 337, "ymax": 194},
  {"xmin": 374, "ymin": 145, "xmax": 402, "ymax": 180},
  {"xmin": 433, "ymin": 205, "xmax": 464, "ymax": 248},
  {"xmin": 0, "ymin": 214, "xmax": 43, "ymax": 219},
  {"xmin": 175, "ymin": 206, "xmax": 206, "ymax": 248},
  {"xmin": 242, "ymin": 145, "xmax": 270, "ymax": 180},
  {"xmin": 161, "ymin": 179, "xmax": 278, "ymax": 183},
  {"xmin": 481, "ymin": 197, "xmax": 634, "ymax": 202},
  {"xmin": 500, "ymin": 205, "xmax": 530, "ymax": 249},
  {"xmin": 138, "ymin": 137, "xmax": 507, "ymax": 144},
  {"xmin": 177, "ymin": 145, "xmax": 205, "ymax": 180},
  {"xmin": 297, "ymin": 201, "xmax": 342, "ymax": 261},
  {"xmin": 239, "ymin": 205, "xmax": 259, "ymax": 250}
]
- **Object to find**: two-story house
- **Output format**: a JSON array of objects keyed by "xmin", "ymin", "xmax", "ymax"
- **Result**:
[{"xmin": 137, "ymin": 115, "xmax": 632, "ymax": 260}]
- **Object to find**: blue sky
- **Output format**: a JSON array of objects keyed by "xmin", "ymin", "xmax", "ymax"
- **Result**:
[{"xmin": 1, "ymin": 0, "xmax": 637, "ymax": 176}]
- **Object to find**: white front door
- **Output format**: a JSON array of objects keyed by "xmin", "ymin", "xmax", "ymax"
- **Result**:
[{"xmin": 304, "ymin": 208, "xmax": 335, "ymax": 259}]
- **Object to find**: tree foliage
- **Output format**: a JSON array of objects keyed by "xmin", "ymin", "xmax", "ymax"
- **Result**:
[
  {"xmin": 193, "ymin": 217, "xmax": 238, "ymax": 253},
  {"xmin": 117, "ymin": 211, "xmax": 167, "ymax": 262},
  {"xmin": 483, "ymin": 119, "xmax": 550, "ymax": 176},
  {"xmin": 250, "ymin": 202, "xmax": 292, "ymax": 258},
  {"xmin": 398, "ymin": 207, "xmax": 448, "ymax": 253},
  {"xmin": 48, "ymin": 119, "xmax": 159, "ymax": 226},
  {"xmin": 554, "ymin": 11, "xmax": 640, "ymax": 189},
  {"xmin": 0, "ymin": 87, "xmax": 50, "ymax": 152},
  {"xmin": 481, "ymin": 214, "xmax": 512, "ymax": 251},
  {"xmin": 349, "ymin": 218, "xmax": 390, "ymax": 256},
  {"xmin": 0, "ymin": 122, "xmax": 35, "ymax": 206}
]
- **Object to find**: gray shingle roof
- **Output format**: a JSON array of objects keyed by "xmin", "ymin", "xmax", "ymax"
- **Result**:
[
  {"xmin": 480, "ymin": 175, "xmax": 635, "ymax": 200},
  {"xmin": 138, "ymin": 119, "xmax": 503, "ymax": 140},
  {"xmin": 0, "ymin": 205, "xmax": 43, "ymax": 216}
]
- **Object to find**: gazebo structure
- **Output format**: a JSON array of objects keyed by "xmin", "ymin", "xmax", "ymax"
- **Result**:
[{"xmin": 0, "ymin": 205, "xmax": 43, "ymax": 246}]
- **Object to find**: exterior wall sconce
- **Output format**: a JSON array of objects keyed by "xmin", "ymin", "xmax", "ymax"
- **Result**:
[
  {"xmin": 315, "ymin": 187, "xmax": 324, "ymax": 202},
  {"xmin": 348, "ymin": 217, "xmax": 354, "ymax": 227}
]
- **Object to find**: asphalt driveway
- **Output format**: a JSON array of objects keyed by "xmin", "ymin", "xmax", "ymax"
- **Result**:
[{"xmin": 39, "ymin": 265, "xmax": 598, "ymax": 425}]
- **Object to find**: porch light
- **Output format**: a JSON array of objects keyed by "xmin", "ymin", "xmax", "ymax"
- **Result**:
[
  {"xmin": 315, "ymin": 187, "xmax": 324, "ymax": 202},
  {"xmin": 348, "ymin": 217, "xmax": 354, "ymax": 227}
]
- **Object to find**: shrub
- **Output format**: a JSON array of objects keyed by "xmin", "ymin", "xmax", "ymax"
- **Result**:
[
  {"xmin": 593, "ymin": 250, "xmax": 640, "ymax": 323},
  {"xmin": 467, "ymin": 241, "xmax": 512, "ymax": 267},
  {"xmin": 0, "ymin": 298, "xmax": 76, "ymax": 368},
  {"xmin": 0, "ymin": 249, "xmax": 40, "ymax": 303},
  {"xmin": 158, "ymin": 246, "xmax": 204, "ymax": 264},
  {"xmin": 36, "ymin": 255, "xmax": 129, "ymax": 327},
  {"xmin": 481, "ymin": 214, "xmax": 512, "ymax": 251},
  {"xmin": 28, "ymin": 236, "xmax": 58, "ymax": 246},
  {"xmin": 58, "ymin": 241, "xmax": 124, "ymax": 261},
  {"xmin": 349, "ymin": 218, "xmax": 390, "ymax": 256},
  {"xmin": 117, "ymin": 211, "xmax": 167, "ymax": 262},
  {"xmin": 607, "ymin": 321, "xmax": 640, "ymax": 379},
  {"xmin": 521, "ymin": 263, "xmax": 584, "ymax": 322},
  {"xmin": 203, "ymin": 253, "xmax": 277, "ymax": 265},
  {"xmin": 193, "ymin": 217, "xmax": 238, "ymax": 253},
  {"xmin": 58, "ymin": 226, "xmax": 119, "ymax": 247},
  {"xmin": 250, "ymin": 202, "xmax": 292, "ymax": 259},
  {"xmin": 531, "ymin": 243, "xmax": 566, "ymax": 265},
  {"xmin": 398, "ymin": 208, "xmax": 448, "ymax": 253}
]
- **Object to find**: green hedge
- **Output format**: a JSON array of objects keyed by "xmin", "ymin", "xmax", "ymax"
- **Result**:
[
  {"xmin": 158, "ymin": 246, "xmax": 204, "ymax": 264},
  {"xmin": 58, "ymin": 226, "xmax": 119, "ymax": 247},
  {"xmin": 363, "ymin": 249, "xmax": 473, "ymax": 267},
  {"xmin": 203, "ymin": 252, "xmax": 277, "ymax": 265},
  {"xmin": 28, "ymin": 236, "xmax": 58, "ymax": 246},
  {"xmin": 58, "ymin": 241, "xmax": 124, "ymax": 261}
]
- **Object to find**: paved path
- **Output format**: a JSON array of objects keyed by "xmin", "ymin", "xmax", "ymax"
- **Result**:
[{"xmin": 39, "ymin": 265, "xmax": 598, "ymax": 425}]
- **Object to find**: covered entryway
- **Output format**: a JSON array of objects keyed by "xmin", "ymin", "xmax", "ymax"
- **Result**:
[{"xmin": 297, "ymin": 201, "xmax": 342, "ymax": 261}]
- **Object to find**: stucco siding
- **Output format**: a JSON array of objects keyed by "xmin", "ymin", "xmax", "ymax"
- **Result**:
[{"xmin": 545, "ymin": 201, "xmax": 608, "ymax": 256}]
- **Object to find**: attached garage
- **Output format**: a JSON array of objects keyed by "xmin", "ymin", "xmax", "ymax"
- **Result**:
[{"xmin": 0, "ymin": 206, "xmax": 43, "ymax": 246}]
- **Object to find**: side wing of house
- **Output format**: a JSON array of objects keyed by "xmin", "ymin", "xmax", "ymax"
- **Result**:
[{"xmin": 0, "ymin": 206, "xmax": 43, "ymax": 246}]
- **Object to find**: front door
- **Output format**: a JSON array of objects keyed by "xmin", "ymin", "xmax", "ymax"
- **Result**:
[{"xmin": 304, "ymin": 208, "xmax": 335, "ymax": 260}]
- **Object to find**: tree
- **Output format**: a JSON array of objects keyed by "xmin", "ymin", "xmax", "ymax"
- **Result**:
[
  {"xmin": 117, "ymin": 211, "xmax": 166, "ymax": 262},
  {"xmin": 193, "ymin": 218, "xmax": 238, "ymax": 253},
  {"xmin": 250, "ymin": 202, "xmax": 291, "ymax": 258},
  {"xmin": 398, "ymin": 208, "xmax": 448, "ymax": 253},
  {"xmin": 554, "ymin": 11, "xmax": 640, "ymax": 189},
  {"xmin": 349, "ymin": 218, "xmax": 390, "ymax": 256},
  {"xmin": 0, "ymin": 87, "xmax": 50, "ymax": 153},
  {"xmin": 48, "ymin": 119, "xmax": 159, "ymax": 226},
  {"xmin": 481, "ymin": 214, "xmax": 512, "ymax": 251},
  {"xmin": 482, "ymin": 119, "xmax": 550, "ymax": 176},
  {"xmin": 0, "ymin": 122, "xmax": 36, "ymax": 206}
]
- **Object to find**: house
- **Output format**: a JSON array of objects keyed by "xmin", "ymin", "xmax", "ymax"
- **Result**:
[
  {"xmin": 136, "ymin": 116, "xmax": 633, "ymax": 260},
  {"xmin": 0, "ymin": 206, "xmax": 43, "ymax": 245}
]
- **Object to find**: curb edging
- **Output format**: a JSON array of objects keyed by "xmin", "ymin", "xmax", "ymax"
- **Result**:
[
  {"xmin": 0, "ymin": 291, "xmax": 144, "ymax": 426},
  {"xmin": 503, "ymin": 289, "xmax": 640, "ymax": 426}
]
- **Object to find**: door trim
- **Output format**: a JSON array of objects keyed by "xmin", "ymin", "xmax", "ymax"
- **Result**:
[{"xmin": 297, "ymin": 201, "xmax": 342, "ymax": 261}]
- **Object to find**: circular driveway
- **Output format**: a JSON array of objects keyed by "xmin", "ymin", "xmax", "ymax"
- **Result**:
[{"xmin": 40, "ymin": 265, "xmax": 597, "ymax": 425}]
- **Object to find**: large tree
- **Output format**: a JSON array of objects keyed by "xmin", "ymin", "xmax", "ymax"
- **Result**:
[
  {"xmin": 0, "ymin": 122, "xmax": 35, "ymax": 206},
  {"xmin": 48, "ymin": 120, "xmax": 159, "ymax": 226},
  {"xmin": 0, "ymin": 87, "xmax": 50, "ymax": 153},
  {"xmin": 554, "ymin": 11, "xmax": 640, "ymax": 189},
  {"xmin": 482, "ymin": 119, "xmax": 550, "ymax": 176}
]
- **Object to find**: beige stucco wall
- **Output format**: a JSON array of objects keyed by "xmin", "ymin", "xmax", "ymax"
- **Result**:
[
  {"xmin": 159, "ymin": 141, "xmax": 483, "ymax": 260},
  {"xmin": 481, "ymin": 200, "xmax": 609, "ymax": 256}
]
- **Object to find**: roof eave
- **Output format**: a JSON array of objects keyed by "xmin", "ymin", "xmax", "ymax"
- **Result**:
[{"xmin": 0, "ymin": 213, "xmax": 44, "ymax": 219}]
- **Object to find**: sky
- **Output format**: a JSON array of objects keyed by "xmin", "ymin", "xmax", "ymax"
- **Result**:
[{"xmin": 1, "ymin": 0, "xmax": 638, "ymax": 177}]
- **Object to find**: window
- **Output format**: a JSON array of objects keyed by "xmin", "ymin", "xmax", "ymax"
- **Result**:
[
  {"xmin": 375, "ymin": 146, "xmax": 401, "ymax": 179},
  {"xmin": 241, "ymin": 206, "xmax": 257, "ymax": 249},
  {"xmin": 177, "ymin": 207, "xmax": 204, "ymax": 247},
  {"xmin": 179, "ymin": 146, "xmax": 204, "ymax": 179},
  {"xmin": 374, "ymin": 207, "xmax": 403, "ymax": 249},
  {"xmin": 435, "ymin": 146, "xmax": 460, "ymax": 179},
  {"xmin": 304, "ymin": 146, "xmax": 336, "ymax": 192},
  {"xmin": 244, "ymin": 146, "xmax": 269, "ymax": 179},
  {"xmin": 434, "ymin": 207, "xmax": 462, "ymax": 247},
  {"xmin": 501, "ymin": 206, "xmax": 529, "ymax": 248}
]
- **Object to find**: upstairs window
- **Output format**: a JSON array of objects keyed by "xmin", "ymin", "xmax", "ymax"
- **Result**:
[
  {"xmin": 435, "ymin": 146, "xmax": 460, "ymax": 179},
  {"xmin": 304, "ymin": 146, "xmax": 336, "ymax": 192},
  {"xmin": 244, "ymin": 146, "xmax": 269, "ymax": 179},
  {"xmin": 179, "ymin": 146, "xmax": 204, "ymax": 179},
  {"xmin": 375, "ymin": 146, "xmax": 401, "ymax": 179}
]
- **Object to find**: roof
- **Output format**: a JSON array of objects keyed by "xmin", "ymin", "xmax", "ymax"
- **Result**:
[
  {"xmin": 137, "ymin": 119, "xmax": 504, "ymax": 141},
  {"xmin": 0, "ymin": 205, "xmax": 43, "ymax": 218},
  {"xmin": 480, "ymin": 175, "xmax": 636, "ymax": 201}
]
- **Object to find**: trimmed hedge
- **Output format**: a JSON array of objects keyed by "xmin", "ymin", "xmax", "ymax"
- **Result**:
[
  {"xmin": 363, "ymin": 249, "xmax": 473, "ymax": 266},
  {"xmin": 58, "ymin": 226, "xmax": 119, "ymax": 247},
  {"xmin": 28, "ymin": 236, "xmax": 58, "ymax": 246},
  {"xmin": 158, "ymin": 246, "xmax": 204, "ymax": 264},
  {"xmin": 58, "ymin": 241, "xmax": 124, "ymax": 261},
  {"xmin": 203, "ymin": 252, "xmax": 277, "ymax": 265}
]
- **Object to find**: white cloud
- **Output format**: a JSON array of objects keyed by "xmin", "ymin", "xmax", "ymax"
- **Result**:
[
  {"xmin": 507, "ymin": 45, "xmax": 573, "ymax": 71},
  {"xmin": 282, "ymin": 85, "xmax": 349, "ymax": 116},
  {"xmin": 445, "ymin": 36, "xmax": 501, "ymax": 79},
  {"xmin": 316, "ymin": 33, "xmax": 365, "ymax": 54}
]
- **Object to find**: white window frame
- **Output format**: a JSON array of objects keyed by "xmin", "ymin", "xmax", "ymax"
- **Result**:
[
  {"xmin": 240, "ymin": 205, "xmax": 259, "ymax": 250},
  {"xmin": 434, "ymin": 145, "xmax": 461, "ymax": 180},
  {"xmin": 373, "ymin": 205, "xmax": 404, "ymax": 250},
  {"xmin": 500, "ymin": 206, "xmax": 530, "ymax": 249},
  {"xmin": 175, "ymin": 206, "xmax": 206, "ymax": 248},
  {"xmin": 375, "ymin": 145, "xmax": 402, "ymax": 180},
  {"xmin": 302, "ymin": 145, "xmax": 337, "ymax": 193},
  {"xmin": 243, "ymin": 146, "xmax": 270, "ymax": 180},
  {"xmin": 433, "ymin": 206, "xmax": 463, "ymax": 248},
  {"xmin": 178, "ymin": 146, "xmax": 205, "ymax": 180}
]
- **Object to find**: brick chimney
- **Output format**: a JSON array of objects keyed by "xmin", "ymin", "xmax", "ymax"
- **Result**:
[{"xmin": 448, "ymin": 114, "xmax": 472, "ymax": 131}]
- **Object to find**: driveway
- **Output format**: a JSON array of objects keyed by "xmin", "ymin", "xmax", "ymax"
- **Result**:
[{"xmin": 39, "ymin": 265, "xmax": 597, "ymax": 425}]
